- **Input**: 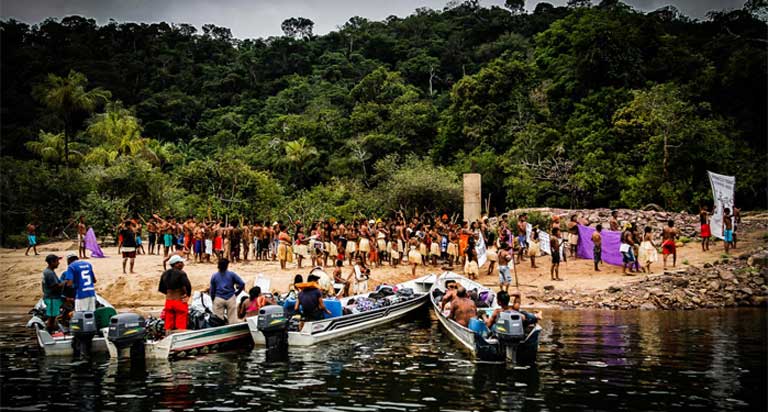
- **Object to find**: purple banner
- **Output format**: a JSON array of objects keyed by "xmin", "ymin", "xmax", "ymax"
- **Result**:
[
  {"xmin": 576, "ymin": 224, "xmax": 623, "ymax": 267},
  {"xmin": 85, "ymin": 227, "xmax": 106, "ymax": 258}
]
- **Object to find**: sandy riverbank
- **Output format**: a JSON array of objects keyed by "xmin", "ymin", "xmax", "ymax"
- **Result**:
[{"xmin": 2, "ymin": 214, "xmax": 766, "ymax": 311}]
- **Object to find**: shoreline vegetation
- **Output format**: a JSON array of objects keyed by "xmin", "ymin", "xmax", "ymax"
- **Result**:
[{"xmin": 1, "ymin": 2, "xmax": 766, "ymax": 249}]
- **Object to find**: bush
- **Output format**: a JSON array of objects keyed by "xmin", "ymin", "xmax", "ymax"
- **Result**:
[
  {"xmin": 374, "ymin": 155, "xmax": 461, "ymax": 216},
  {"xmin": 679, "ymin": 236, "xmax": 691, "ymax": 244}
]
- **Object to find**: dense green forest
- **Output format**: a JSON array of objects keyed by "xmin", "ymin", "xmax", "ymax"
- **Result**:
[{"xmin": 1, "ymin": 0, "xmax": 766, "ymax": 245}]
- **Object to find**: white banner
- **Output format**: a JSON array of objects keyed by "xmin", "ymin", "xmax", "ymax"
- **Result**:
[
  {"xmin": 526, "ymin": 223, "xmax": 553, "ymax": 256},
  {"xmin": 708, "ymin": 171, "xmax": 735, "ymax": 240},
  {"xmin": 476, "ymin": 231, "xmax": 487, "ymax": 267}
]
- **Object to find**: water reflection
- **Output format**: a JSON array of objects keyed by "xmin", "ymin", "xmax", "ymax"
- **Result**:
[{"xmin": 0, "ymin": 309, "xmax": 765, "ymax": 411}]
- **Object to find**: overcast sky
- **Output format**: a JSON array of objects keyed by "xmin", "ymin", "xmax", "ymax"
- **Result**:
[{"xmin": 1, "ymin": 0, "xmax": 747, "ymax": 39}]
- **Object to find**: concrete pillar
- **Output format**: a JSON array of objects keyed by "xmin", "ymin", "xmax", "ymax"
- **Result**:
[{"xmin": 463, "ymin": 173, "xmax": 482, "ymax": 222}]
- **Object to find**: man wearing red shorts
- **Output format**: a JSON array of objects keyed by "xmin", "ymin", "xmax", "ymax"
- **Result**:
[
  {"xmin": 661, "ymin": 220, "xmax": 678, "ymax": 269},
  {"xmin": 699, "ymin": 206, "xmax": 711, "ymax": 251},
  {"xmin": 158, "ymin": 255, "xmax": 192, "ymax": 332}
]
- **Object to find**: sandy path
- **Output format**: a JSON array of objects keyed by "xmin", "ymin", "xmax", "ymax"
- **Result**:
[{"xmin": 1, "ymin": 228, "xmax": 763, "ymax": 310}]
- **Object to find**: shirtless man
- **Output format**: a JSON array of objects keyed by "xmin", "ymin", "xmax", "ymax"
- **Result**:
[
  {"xmin": 661, "ymin": 220, "xmax": 678, "ymax": 268},
  {"xmin": 723, "ymin": 207, "xmax": 734, "ymax": 253},
  {"xmin": 609, "ymin": 210, "xmax": 620, "ymax": 232},
  {"xmin": 448, "ymin": 287, "xmax": 477, "ymax": 328},
  {"xmin": 516, "ymin": 214, "xmax": 528, "ymax": 264},
  {"xmin": 497, "ymin": 242, "xmax": 514, "ymax": 292},
  {"xmin": 592, "ymin": 224, "xmax": 603, "ymax": 271},
  {"xmin": 146, "ymin": 216, "xmax": 158, "ymax": 255},
  {"xmin": 25, "ymin": 222, "xmax": 39, "ymax": 256},
  {"xmin": 440, "ymin": 280, "xmax": 458, "ymax": 310},
  {"xmin": 77, "ymin": 216, "xmax": 87, "ymax": 259},
  {"xmin": 277, "ymin": 225, "xmax": 292, "ymax": 270},
  {"xmin": 566, "ymin": 215, "xmax": 579, "ymax": 258},
  {"xmin": 550, "ymin": 228, "xmax": 562, "ymax": 281},
  {"xmin": 699, "ymin": 206, "xmax": 711, "ymax": 252},
  {"xmin": 183, "ymin": 217, "xmax": 195, "ymax": 260},
  {"xmin": 242, "ymin": 220, "xmax": 252, "ymax": 262},
  {"xmin": 193, "ymin": 222, "xmax": 204, "ymax": 263},
  {"xmin": 252, "ymin": 221, "xmax": 263, "ymax": 261}
]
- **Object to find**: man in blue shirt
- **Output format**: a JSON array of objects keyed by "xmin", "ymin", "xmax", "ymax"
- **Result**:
[
  {"xmin": 209, "ymin": 259, "xmax": 245, "ymax": 324},
  {"xmin": 64, "ymin": 255, "xmax": 97, "ymax": 311}
]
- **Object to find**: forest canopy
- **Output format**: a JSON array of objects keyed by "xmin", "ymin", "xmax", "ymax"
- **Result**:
[{"xmin": 1, "ymin": 0, "xmax": 766, "ymax": 244}]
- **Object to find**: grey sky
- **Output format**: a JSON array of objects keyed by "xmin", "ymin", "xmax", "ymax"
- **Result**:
[{"xmin": 0, "ymin": 0, "xmax": 747, "ymax": 40}]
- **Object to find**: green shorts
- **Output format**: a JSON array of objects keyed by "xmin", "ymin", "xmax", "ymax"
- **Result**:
[{"xmin": 44, "ymin": 298, "xmax": 62, "ymax": 318}]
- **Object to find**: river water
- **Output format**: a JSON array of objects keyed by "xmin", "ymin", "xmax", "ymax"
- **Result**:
[{"xmin": 1, "ymin": 307, "xmax": 765, "ymax": 411}]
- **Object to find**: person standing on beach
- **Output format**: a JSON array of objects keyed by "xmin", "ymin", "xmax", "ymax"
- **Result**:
[
  {"xmin": 567, "ymin": 215, "xmax": 579, "ymax": 258},
  {"xmin": 119, "ymin": 220, "xmax": 137, "ymax": 274},
  {"xmin": 699, "ymin": 206, "xmax": 711, "ymax": 252},
  {"xmin": 549, "ymin": 228, "xmax": 562, "ymax": 281},
  {"xmin": 732, "ymin": 207, "xmax": 741, "ymax": 249},
  {"xmin": 516, "ymin": 214, "xmax": 528, "ymax": 264},
  {"xmin": 661, "ymin": 220, "xmax": 678, "ymax": 268},
  {"xmin": 723, "ymin": 207, "xmax": 734, "ymax": 253},
  {"xmin": 25, "ymin": 222, "xmax": 39, "ymax": 256},
  {"xmin": 498, "ymin": 242, "xmax": 513, "ymax": 293},
  {"xmin": 592, "ymin": 224, "xmax": 603, "ymax": 271},
  {"xmin": 77, "ymin": 216, "xmax": 87, "ymax": 259},
  {"xmin": 609, "ymin": 211, "xmax": 620, "ymax": 231},
  {"xmin": 277, "ymin": 224, "xmax": 292, "ymax": 269},
  {"xmin": 146, "ymin": 216, "xmax": 158, "ymax": 255}
]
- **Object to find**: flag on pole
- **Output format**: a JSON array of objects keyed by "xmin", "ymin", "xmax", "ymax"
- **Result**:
[{"xmin": 84, "ymin": 227, "xmax": 106, "ymax": 258}]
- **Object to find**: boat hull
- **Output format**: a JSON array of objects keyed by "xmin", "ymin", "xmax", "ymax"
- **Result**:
[
  {"xmin": 430, "ymin": 272, "xmax": 541, "ymax": 364},
  {"xmin": 249, "ymin": 293, "xmax": 427, "ymax": 346},
  {"xmin": 35, "ymin": 327, "xmax": 109, "ymax": 356},
  {"xmin": 107, "ymin": 321, "xmax": 252, "ymax": 360},
  {"xmin": 249, "ymin": 276, "xmax": 435, "ymax": 347}
]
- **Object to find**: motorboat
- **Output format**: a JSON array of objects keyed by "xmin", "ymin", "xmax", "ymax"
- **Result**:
[
  {"xmin": 26, "ymin": 294, "xmax": 114, "ymax": 356},
  {"xmin": 429, "ymin": 272, "xmax": 541, "ymax": 364},
  {"xmin": 248, "ymin": 273, "xmax": 435, "ymax": 347}
]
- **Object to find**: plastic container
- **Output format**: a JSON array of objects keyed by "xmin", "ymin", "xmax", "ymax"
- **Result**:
[
  {"xmin": 324, "ymin": 298, "xmax": 342, "ymax": 318},
  {"xmin": 468, "ymin": 317, "xmax": 489, "ymax": 335}
]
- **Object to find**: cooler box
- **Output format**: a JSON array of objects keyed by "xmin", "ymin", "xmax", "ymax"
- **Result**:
[{"xmin": 324, "ymin": 298, "xmax": 342, "ymax": 318}]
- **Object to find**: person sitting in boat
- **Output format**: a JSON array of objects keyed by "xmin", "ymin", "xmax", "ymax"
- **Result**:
[
  {"xmin": 511, "ymin": 294, "xmax": 542, "ymax": 328},
  {"xmin": 449, "ymin": 286, "xmax": 477, "ymax": 328},
  {"xmin": 333, "ymin": 260, "xmax": 350, "ymax": 297},
  {"xmin": 440, "ymin": 280, "xmax": 458, "ymax": 311},
  {"xmin": 296, "ymin": 274, "xmax": 331, "ymax": 326},
  {"xmin": 238, "ymin": 286, "xmax": 274, "ymax": 319},
  {"xmin": 483, "ymin": 291, "xmax": 540, "ymax": 329}
]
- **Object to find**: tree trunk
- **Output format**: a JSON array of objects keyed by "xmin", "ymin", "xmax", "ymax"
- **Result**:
[{"xmin": 63, "ymin": 119, "xmax": 70, "ymax": 170}]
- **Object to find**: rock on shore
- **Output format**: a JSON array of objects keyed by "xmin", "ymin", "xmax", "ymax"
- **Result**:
[{"xmin": 528, "ymin": 247, "xmax": 768, "ymax": 310}]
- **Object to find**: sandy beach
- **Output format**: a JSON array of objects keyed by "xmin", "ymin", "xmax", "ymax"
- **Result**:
[{"xmin": 2, "ymin": 223, "xmax": 764, "ymax": 311}]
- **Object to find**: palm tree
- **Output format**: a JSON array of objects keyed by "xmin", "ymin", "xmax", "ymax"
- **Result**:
[
  {"xmin": 284, "ymin": 137, "xmax": 319, "ymax": 170},
  {"xmin": 86, "ymin": 102, "xmax": 145, "ymax": 156},
  {"xmin": 25, "ymin": 130, "xmax": 88, "ymax": 169},
  {"xmin": 34, "ymin": 70, "xmax": 111, "ymax": 168}
]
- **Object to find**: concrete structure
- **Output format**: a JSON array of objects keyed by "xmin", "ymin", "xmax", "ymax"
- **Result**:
[{"xmin": 463, "ymin": 173, "xmax": 482, "ymax": 222}]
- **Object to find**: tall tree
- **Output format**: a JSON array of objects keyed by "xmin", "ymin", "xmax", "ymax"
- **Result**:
[{"xmin": 33, "ymin": 70, "xmax": 111, "ymax": 167}]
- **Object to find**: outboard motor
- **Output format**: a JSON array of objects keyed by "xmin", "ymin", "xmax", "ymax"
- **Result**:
[
  {"xmin": 492, "ymin": 310, "xmax": 526, "ymax": 363},
  {"xmin": 108, "ymin": 313, "xmax": 147, "ymax": 360},
  {"xmin": 71, "ymin": 311, "xmax": 97, "ymax": 360},
  {"xmin": 257, "ymin": 305, "xmax": 289, "ymax": 360}
]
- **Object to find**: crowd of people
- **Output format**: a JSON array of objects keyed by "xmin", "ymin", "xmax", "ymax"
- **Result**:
[{"xmin": 35, "ymin": 205, "xmax": 743, "ymax": 337}]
